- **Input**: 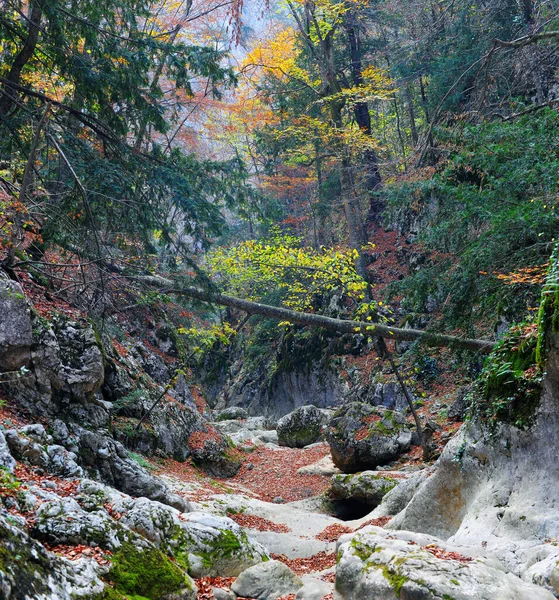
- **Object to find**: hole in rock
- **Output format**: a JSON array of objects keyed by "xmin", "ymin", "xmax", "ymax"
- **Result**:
[{"xmin": 327, "ymin": 499, "xmax": 373, "ymax": 521}]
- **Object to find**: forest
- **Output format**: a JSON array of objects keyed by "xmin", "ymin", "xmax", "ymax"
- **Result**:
[{"xmin": 0, "ymin": 0, "xmax": 559, "ymax": 599}]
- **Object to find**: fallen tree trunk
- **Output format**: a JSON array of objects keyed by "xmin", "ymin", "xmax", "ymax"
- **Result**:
[{"xmin": 133, "ymin": 275, "xmax": 495, "ymax": 353}]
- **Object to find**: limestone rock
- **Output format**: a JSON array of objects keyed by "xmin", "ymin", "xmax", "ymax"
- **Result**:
[
  {"xmin": 0, "ymin": 278, "xmax": 32, "ymax": 371},
  {"xmin": 335, "ymin": 527, "xmax": 555, "ymax": 600},
  {"xmin": 326, "ymin": 403, "xmax": 411, "ymax": 473},
  {"xmin": 0, "ymin": 507, "xmax": 105, "ymax": 599},
  {"xmin": 0, "ymin": 432, "xmax": 15, "ymax": 472},
  {"xmin": 448, "ymin": 385, "xmax": 473, "ymax": 421},
  {"xmin": 231, "ymin": 560, "xmax": 303, "ymax": 600},
  {"xmin": 78, "ymin": 430, "xmax": 186, "ymax": 511},
  {"xmin": 216, "ymin": 406, "xmax": 249, "ymax": 421},
  {"xmin": 277, "ymin": 405, "xmax": 326, "ymax": 448},
  {"xmin": 329, "ymin": 471, "xmax": 397, "ymax": 508}
]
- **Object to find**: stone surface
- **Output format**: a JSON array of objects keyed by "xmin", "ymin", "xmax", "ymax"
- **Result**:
[
  {"xmin": 231, "ymin": 560, "xmax": 303, "ymax": 600},
  {"xmin": 297, "ymin": 455, "xmax": 340, "ymax": 476},
  {"xmin": 0, "ymin": 507, "xmax": 105, "ymax": 599},
  {"xmin": 216, "ymin": 406, "xmax": 249, "ymax": 421},
  {"xmin": 326, "ymin": 403, "xmax": 411, "ymax": 473},
  {"xmin": 329, "ymin": 471, "xmax": 397, "ymax": 508},
  {"xmin": 0, "ymin": 277, "xmax": 32, "ymax": 371},
  {"xmin": 277, "ymin": 405, "xmax": 326, "ymax": 448},
  {"xmin": 448, "ymin": 385, "xmax": 473, "ymax": 421},
  {"xmin": 220, "ymin": 363, "xmax": 346, "ymax": 420},
  {"xmin": 78, "ymin": 430, "xmax": 186, "ymax": 511},
  {"xmin": 335, "ymin": 526, "xmax": 555, "ymax": 600},
  {"xmin": 0, "ymin": 432, "xmax": 16, "ymax": 472}
]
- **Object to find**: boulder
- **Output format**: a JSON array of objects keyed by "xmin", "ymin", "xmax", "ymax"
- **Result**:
[
  {"xmin": 328, "ymin": 471, "xmax": 398, "ymax": 508},
  {"xmin": 326, "ymin": 403, "xmax": 412, "ymax": 473},
  {"xmin": 0, "ymin": 508, "xmax": 105, "ymax": 600},
  {"xmin": 231, "ymin": 560, "xmax": 303, "ymax": 600},
  {"xmin": 371, "ymin": 382, "xmax": 409, "ymax": 412},
  {"xmin": 216, "ymin": 406, "xmax": 249, "ymax": 421},
  {"xmin": 277, "ymin": 405, "xmax": 326, "ymax": 448},
  {"xmin": 78, "ymin": 430, "xmax": 186, "ymax": 511},
  {"xmin": 115, "ymin": 498, "xmax": 269, "ymax": 577},
  {"xmin": 0, "ymin": 278, "xmax": 32, "ymax": 371},
  {"xmin": 0, "ymin": 432, "xmax": 16, "ymax": 472},
  {"xmin": 448, "ymin": 385, "xmax": 473, "ymax": 421},
  {"xmin": 335, "ymin": 526, "xmax": 555, "ymax": 600}
]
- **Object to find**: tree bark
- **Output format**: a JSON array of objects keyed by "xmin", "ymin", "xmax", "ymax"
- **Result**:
[
  {"xmin": 0, "ymin": 0, "xmax": 43, "ymax": 116},
  {"xmin": 129, "ymin": 274, "xmax": 495, "ymax": 353}
]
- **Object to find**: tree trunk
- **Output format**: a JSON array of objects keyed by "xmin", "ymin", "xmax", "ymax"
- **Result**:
[
  {"xmin": 0, "ymin": 0, "xmax": 43, "ymax": 116},
  {"xmin": 128, "ymin": 274, "xmax": 496, "ymax": 353}
]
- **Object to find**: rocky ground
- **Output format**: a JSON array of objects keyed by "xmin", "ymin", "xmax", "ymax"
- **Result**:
[{"xmin": 2, "ymin": 273, "xmax": 559, "ymax": 599}]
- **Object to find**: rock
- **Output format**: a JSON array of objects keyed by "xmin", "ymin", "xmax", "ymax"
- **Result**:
[
  {"xmin": 295, "ymin": 576, "xmax": 333, "ymax": 599},
  {"xmin": 277, "ymin": 405, "xmax": 326, "ymax": 448},
  {"xmin": 297, "ymin": 455, "xmax": 340, "ymax": 476},
  {"xmin": 326, "ymin": 403, "xmax": 412, "ymax": 473},
  {"xmin": 329, "ymin": 471, "xmax": 398, "ymax": 508},
  {"xmin": 118, "ymin": 499, "xmax": 269, "ymax": 578},
  {"xmin": 52, "ymin": 317, "xmax": 105, "ymax": 400},
  {"xmin": 5, "ymin": 428, "xmax": 50, "ymax": 469},
  {"xmin": 231, "ymin": 560, "xmax": 303, "ymax": 600},
  {"xmin": 0, "ymin": 432, "xmax": 16, "ymax": 472},
  {"xmin": 0, "ymin": 277, "xmax": 32, "ymax": 371},
  {"xmin": 213, "ymin": 587, "xmax": 236, "ymax": 600},
  {"xmin": 220, "ymin": 363, "xmax": 346, "ymax": 420},
  {"xmin": 149, "ymin": 400, "xmax": 241, "ymax": 477},
  {"xmin": 32, "ymin": 496, "xmax": 131, "ymax": 549},
  {"xmin": 216, "ymin": 406, "xmax": 249, "ymax": 421},
  {"xmin": 371, "ymin": 382, "xmax": 409, "ymax": 412},
  {"xmin": 335, "ymin": 526, "xmax": 555, "ymax": 600},
  {"xmin": 366, "ymin": 467, "xmax": 434, "ymax": 520},
  {"xmin": 448, "ymin": 385, "xmax": 473, "ymax": 421},
  {"xmin": 78, "ymin": 430, "xmax": 186, "ymax": 511},
  {"xmin": 0, "ymin": 507, "xmax": 105, "ymax": 600}
]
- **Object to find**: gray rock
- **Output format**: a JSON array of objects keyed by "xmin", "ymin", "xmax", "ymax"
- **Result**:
[
  {"xmin": 0, "ymin": 507, "xmax": 105, "ymax": 600},
  {"xmin": 231, "ymin": 560, "xmax": 303, "ymax": 600},
  {"xmin": 0, "ymin": 432, "xmax": 16, "ymax": 472},
  {"xmin": 277, "ymin": 405, "xmax": 326, "ymax": 448},
  {"xmin": 220, "ymin": 363, "xmax": 346, "ymax": 420},
  {"xmin": 335, "ymin": 526, "xmax": 555, "ymax": 599},
  {"xmin": 0, "ymin": 278, "xmax": 32, "ymax": 371},
  {"xmin": 78, "ymin": 430, "xmax": 186, "ymax": 511},
  {"xmin": 448, "ymin": 385, "xmax": 473, "ymax": 421},
  {"xmin": 212, "ymin": 587, "xmax": 236, "ymax": 600},
  {"xmin": 216, "ymin": 406, "xmax": 248, "ymax": 421},
  {"xmin": 371, "ymin": 382, "xmax": 410, "ymax": 412},
  {"xmin": 329, "ymin": 471, "xmax": 398, "ymax": 508},
  {"xmin": 326, "ymin": 403, "xmax": 411, "ymax": 473},
  {"xmin": 5, "ymin": 428, "xmax": 50, "ymax": 468},
  {"xmin": 297, "ymin": 455, "xmax": 340, "ymax": 476},
  {"xmin": 296, "ymin": 576, "xmax": 333, "ymax": 600},
  {"xmin": 148, "ymin": 399, "xmax": 241, "ymax": 477}
]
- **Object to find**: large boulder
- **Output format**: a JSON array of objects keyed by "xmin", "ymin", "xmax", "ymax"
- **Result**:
[
  {"xmin": 78, "ymin": 430, "xmax": 186, "ymax": 511},
  {"xmin": 326, "ymin": 403, "xmax": 412, "ymax": 473},
  {"xmin": 231, "ymin": 560, "xmax": 303, "ymax": 600},
  {"xmin": 0, "ymin": 508, "xmax": 106, "ymax": 600},
  {"xmin": 328, "ymin": 471, "xmax": 398, "ymax": 509},
  {"xmin": 149, "ymin": 400, "xmax": 242, "ymax": 477},
  {"xmin": 277, "ymin": 405, "xmax": 326, "ymax": 448},
  {"xmin": 335, "ymin": 526, "xmax": 555, "ymax": 599},
  {"xmin": 0, "ymin": 278, "xmax": 32, "ymax": 371}
]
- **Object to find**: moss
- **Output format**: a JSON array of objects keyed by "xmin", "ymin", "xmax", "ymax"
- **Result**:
[
  {"xmin": 382, "ymin": 565, "xmax": 409, "ymax": 596},
  {"xmin": 450, "ymin": 579, "xmax": 460, "ymax": 585},
  {"xmin": 471, "ymin": 321, "xmax": 543, "ymax": 429},
  {"xmin": 102, "ymin": 541, "xmax": 194, "ymax": 599},
  {"xmin": 350, "ymin": 538, "xmax": 373, "ymax": 561}
]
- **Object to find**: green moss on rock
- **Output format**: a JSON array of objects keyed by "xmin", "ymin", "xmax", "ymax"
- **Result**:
[{"xmin": 101, "ymin": 541, "xmax": 195, "ymax": 599}]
